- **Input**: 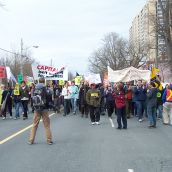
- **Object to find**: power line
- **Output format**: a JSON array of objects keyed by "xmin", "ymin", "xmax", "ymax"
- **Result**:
[
  {"xmin": 0, "ymin": 47, "xmax": 29, "ymax": 58},
  {"xmin": 0, "ymin": 47, "xmax": 19, "ymax": 56}
]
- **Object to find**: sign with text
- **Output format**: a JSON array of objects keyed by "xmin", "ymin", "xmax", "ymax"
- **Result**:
[
  {"xmin": 59, "ymin": 80, "xmax": 65, "ymax": 86},
  {"xmin": 75, "ymin": 76, "xmax": 82, "ymax": 85},
  {"xmin": 14, "ymin": 83, "xmax": 20, "ymax": 96},
  {"xmin": 17, "ymin": 74, "xmax": 24, "ymax": 84},
  {"xmin": 32, "ymin": 64, "xmax": 68, "ymax": 80}
]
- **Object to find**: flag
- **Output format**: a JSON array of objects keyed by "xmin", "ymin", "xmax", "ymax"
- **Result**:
[
  {"xmin": 151, "ymin": 67, "xmax": 159, "ymax": 79},
  {"xmin": 76, "ymin": 72, "xmax": 80, "ymax": 76},
  {"xmin": 6, "ymin": 66, "xmax": 17, "ymax": 83}
]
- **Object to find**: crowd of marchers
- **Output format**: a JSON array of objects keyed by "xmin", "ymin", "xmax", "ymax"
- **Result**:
[{"xmin": 0, "ymin": 79, "xmax": 172, "ymax": 130}]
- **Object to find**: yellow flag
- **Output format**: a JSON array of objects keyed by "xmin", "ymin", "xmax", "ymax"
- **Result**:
[{"xmin": 151, "ymin": 67, "xmax": 159, "ymax": 79}]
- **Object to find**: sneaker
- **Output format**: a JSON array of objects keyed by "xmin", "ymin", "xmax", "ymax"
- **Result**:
[
  {"xmin": 91, "ymin": 122, "xmax": 96, "ymax": 125},
  {"xmin": 148, "ymin": 125, "xmax": 154, "ymax": 128},
  {"xmin": 116, "ymin": 127, "xmax": 121, "ymax": 130},
  {"xmin": 10, "ymin": 116, "xmax": 13, "ymax": 119},
  {"xmin": 28, "ymin": 141, "xmax": 34, "ymax": 145},
  {"xmin": 47, "ymin": 141, "xmax": 53, "ymax": 145},
  {"xmin": 95, "ymin": 122, "xmax": 100, "ymax": 125},
  {"xmin": 2, "ymin": 116, "xmax": 6, "ymax": 120},
  {"xmin": 14, "ymin": 117, "xmax": 17, "ymax": 120},
  {"xmin": 139, "ymin": 119, "xmax": 143, "ymax": 122}
]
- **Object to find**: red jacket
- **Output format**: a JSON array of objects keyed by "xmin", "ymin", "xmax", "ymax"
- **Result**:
[
  {"xmin": 126, "ymin": 89, "xmax": 132, "ymax": 100},
  {"xmin": 113, "ymin": 91, "xmax": 126, "ymax": 109}
]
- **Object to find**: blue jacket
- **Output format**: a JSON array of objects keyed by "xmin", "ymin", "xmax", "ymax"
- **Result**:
[
  {"xmin": 134, "ymin": 86, "xmax": 147, "ymax": 101},
  {"xmin": 104, "ymin": 90, "xmax": 114, "ymax": 102}
]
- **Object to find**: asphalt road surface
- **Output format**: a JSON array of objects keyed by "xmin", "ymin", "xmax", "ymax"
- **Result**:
[{"xmin": 0, "ymin": 111, "xmax": 172, "ymax": 172}]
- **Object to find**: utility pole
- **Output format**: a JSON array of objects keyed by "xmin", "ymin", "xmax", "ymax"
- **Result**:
[
  {"xmin": 20, "ymin": 38, "xmax": 23, "ymax": 75},
  {"xmin": 50, "ymin": 58, "xmax": 53, "ymax": 66}
]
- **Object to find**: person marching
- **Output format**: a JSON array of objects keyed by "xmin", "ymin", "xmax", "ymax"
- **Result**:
[
  {"xmin": 62, "ymin": 82, "xmax": 71, "ymax": 116},
  {"xmin": 162, "ymin": 84, "xmax": 172, "ymax": 125},
  {"xmin": 133, "ymin": 80, "xmax": 147, "ymax": 122},
  {"xmin": 1, "ymin": 85, "xmax": 13, "ymax": 119},
  {"xmin": 28, "ymin": 77, "xmax": 53, "ymax": 145},
  {"xmin": 146, "ymin": 82, "xmax": 158, "ymax": 128},
  {"xmin": 86, "ymin": 83, "xmax": 101, "ymax": 125},
  {"xmin": 104, "ymin": 85, "xmax": 114, "ymax": 118},
  {"xmin": 70, "ymin": 81, "xmax": 79, "ymax": 114},
  {"xmin": 13, "ymin": 83, "xmax": 22, "ymax": 120},
  {"xmin": 20, "ymin": 81, "xmax": 30, "ymax": 120},
  {"xmin": 113, "ymin": 83, "xmax": 127, "ymax": 129},
  {"xmin": 79, "ymin": 81, "xmax": 90, "ymax": 118}
]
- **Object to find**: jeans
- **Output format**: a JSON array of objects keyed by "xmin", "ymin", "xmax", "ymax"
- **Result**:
[
  {"xmin": 14, "ymin": 102, "xmax": 22, "ymax": 118},
  {"xmin": 157, "ymin": 104, "xmax": 163, "ymax": 119},
  {"xmin": 135, "ymin": 101, "xmax": 145, "ymax": 120},
  {"xmin": 116, "ymin": 107, "xmax": 127, "ymax": 129},
  {"xmin": 147, "ymin": 105, "xmax": 157, "ymax": 126},
  {"xmin": 21, "ymin": 100, "xmax": 28, "ymax": 118},
  {"xmin": 71, "ymin": 98, "xmax": 77, "ymax": 113},
  {"xmin": 64, "ymin": 99, "xmax": 71, "ymax": 115}
]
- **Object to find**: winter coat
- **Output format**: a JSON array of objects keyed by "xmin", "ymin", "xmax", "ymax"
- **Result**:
[
  {"xmin": 86, "ymin": 88, "xmax": 101, "ymax": 107},
  {"xmin": 133, "ymin": 86, "xmax": 147, "ymax": 101},
  {"xmin": 147, "ymin": 87, "xmax": 158, "ymax": 107},
  {"xmin": 113, "ymin": 90, "xmax": 126, "ymax": 109}
]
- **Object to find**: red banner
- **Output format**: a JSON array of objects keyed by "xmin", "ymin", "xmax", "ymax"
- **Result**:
[{"xmin": 0, "ymin": 66, "xmax": 6, "ymax": 78}]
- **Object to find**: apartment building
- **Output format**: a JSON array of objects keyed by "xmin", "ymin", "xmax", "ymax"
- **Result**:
[
  {"xmin": 129, "ymin": 0, "xmax": 157, "ymax": 63},
  {"xmin": 156, "ymin": 0, "xmax": 167, "ymax": 60}
]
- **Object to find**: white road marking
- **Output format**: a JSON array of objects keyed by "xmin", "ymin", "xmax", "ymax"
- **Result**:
[
  {"xmin": 0, "ymin": 113, "xmax": 55, "ymax": 145},
  {"xmin": 128, "ymin": 169, "xmax": 134, "ymax": 172},
  {"xmin": 109, "ymin": 118, "xmax": 115, "ymax": 128}
]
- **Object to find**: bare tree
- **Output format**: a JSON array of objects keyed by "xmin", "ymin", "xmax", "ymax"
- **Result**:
[
  {"xmin": 128, "ymin": 43, "xmax": 149, "ymax": 68},
  {"xmin": 0, "ymin": 48, "xmax": 36, "ymax": 78},
  {"xmin": 157, "ymin": 0, "xmax": 172, "ymax": 71},
  {"xmin": 88, "ymin": 32, "xmax": 129, "ymax": 74}
]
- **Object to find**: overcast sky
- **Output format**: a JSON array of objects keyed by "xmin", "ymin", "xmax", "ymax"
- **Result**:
[{"xmin": 0, "ymin": 0, "xmax": 146, "ymax": 74}]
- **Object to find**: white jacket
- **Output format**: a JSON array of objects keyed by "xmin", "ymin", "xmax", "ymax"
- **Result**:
[{"xmin": 62, "ymin": 87, "xmax": 71, "ymax": 99}]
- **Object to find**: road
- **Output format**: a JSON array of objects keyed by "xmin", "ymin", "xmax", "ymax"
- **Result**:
[{"xmin": 0, "ymin": 111, "xmax": 172, "ymax": 172}]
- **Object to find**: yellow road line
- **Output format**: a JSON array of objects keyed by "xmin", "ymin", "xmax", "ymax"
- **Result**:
[{"xmin": 0, "ymin": 113, "xmax": 55, "ymax": 145}]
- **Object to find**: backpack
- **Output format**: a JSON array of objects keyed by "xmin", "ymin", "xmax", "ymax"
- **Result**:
[{"xmin": 32, "ymin": 86, "xmax": 47, "ymax": 108}]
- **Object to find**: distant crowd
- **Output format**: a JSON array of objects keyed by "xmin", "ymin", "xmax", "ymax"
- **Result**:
[{"xmin": 0, "ymin": 79, "xmax": 172, "ymax": 129}]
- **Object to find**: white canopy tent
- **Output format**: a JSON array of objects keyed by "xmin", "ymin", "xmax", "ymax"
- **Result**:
[{"xmin": 108, "ymin": 66, "xmax": 151, "ymax": 83}]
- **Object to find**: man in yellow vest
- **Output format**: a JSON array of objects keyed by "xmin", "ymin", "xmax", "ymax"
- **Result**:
[{"xmin": 162, "ymin": 84, "xmax": 172, "ymax": 125}]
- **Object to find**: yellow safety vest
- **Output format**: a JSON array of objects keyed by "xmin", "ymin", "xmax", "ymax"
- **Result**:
[{"xmin": 166, "ymin": 89, "xmax": 172, "ymax": 102}]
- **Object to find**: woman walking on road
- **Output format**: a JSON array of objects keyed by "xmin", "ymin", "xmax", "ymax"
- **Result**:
[
  {"xmin": 105, "ymin": 85, "xmax": 114, "ymax": 118},
  {"xmin": 113, "ymin": 83, "xmax": 127, "ymax": 129},
  {"xmin": 1, "ymin": 86, "xmax": 13, "ymax": 120}
]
